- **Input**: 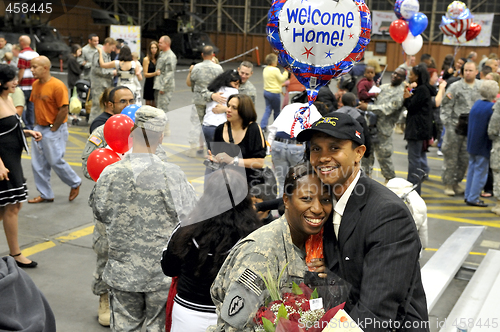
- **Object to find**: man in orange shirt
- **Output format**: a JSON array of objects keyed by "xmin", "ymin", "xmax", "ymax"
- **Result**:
[{"xmin": 28, "ymin": 56, "xmax": 82, "ymax": 203}]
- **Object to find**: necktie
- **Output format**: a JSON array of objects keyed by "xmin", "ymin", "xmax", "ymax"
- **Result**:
[{"xmin": 333, "ymin": 211, "xmax": 342, "ymax": 239}]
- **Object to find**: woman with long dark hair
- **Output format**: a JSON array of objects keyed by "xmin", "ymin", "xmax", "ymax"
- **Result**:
[
  {"xmin": 0, "ymin": 64, "xmax": 42, "ymax": 268},
  {"xmin": 143, "ymin": 41, "xmax": 160, "ymax": 106},
  {"xmin": 67, "ymin": 44, "xmax": 83, "ymax": 93},
  {"xmin": 162, "ymin": 168, "xmax": 261, "ymax": 332},
  {"xmin": 202, "ymin": 70, "xmax": 241, "ymax": 144},
  {"xmin": 404, "ymin": 64, "xmax": 435, "ymax": 194},
  {"xmin": 210, "ymin": 94, "xmax": 266, "ymax": 187},
  {"xmin": 97, "ymin": 45, "xmax": 143, "ymax": 104}
]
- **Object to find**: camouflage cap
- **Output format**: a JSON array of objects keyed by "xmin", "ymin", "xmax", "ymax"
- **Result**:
[{"xmin": 134, "ymin": 105, "xmax": 167, "ymax": 132}]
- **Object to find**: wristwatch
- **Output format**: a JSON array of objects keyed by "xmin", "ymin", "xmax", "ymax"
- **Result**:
[{"xmin": 232, "ymin": 156, "xmax": 239, "ymax": 166}]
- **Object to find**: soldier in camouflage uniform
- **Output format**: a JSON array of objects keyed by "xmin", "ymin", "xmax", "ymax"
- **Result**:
[
  {"xmin": 208, "ymin": 163, "xmax": 331, "ymax": 332},
  {"xmin": 440, "ymin": 62, "xmax": 482, "ymax": 196},
  {"xmin": 358, "ymin": 68, "xmax": 406, "ymax": 181},
  {"xmin": 89, "ymin": 37, "xmax": 117, "ymax": 124},
  {"xmin": 186, "ymin": 45, "xmax": 223, "ymax": 156},
  {"xmin": 80, "ymin": 34, "xmax": 100, "ymax": 81},
  {"xmin": 90, "ymin": 106, "xmax": 196, "ymax": 331},
  {"xmin": 488, "ymin": 101, "xmax": 500, "ymax": 215},
  {"xmin": 154, "ymin": 36, "xmax": 177, "ymax": 116},
  {"xmin": 238, "ymin": 61, "xmax": 257, "ymax": 104}
]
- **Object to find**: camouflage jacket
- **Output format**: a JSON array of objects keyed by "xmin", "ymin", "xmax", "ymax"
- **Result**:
[
  {"xmin": 208, "ymin": 216, "xmax": 307, "ymax": 332},
  {"xmin": 154, "ymin": 49, "xmax": 177, "ymax": 91},
  {"xmin": 441, "ymin": 79, "xmax": 482, "ymax": 127},
  {"xmin": 239, "ymin": 80, "xmax": 257, "ymax": 105},
  {"xmin": 81, "ymin": 124, "xmax": 168, "ymax": 180},
  {"xmin": 90, "ymin": 51, "xmax": 114, "ymax": 90},
  {"xmin": 488, "ymin": 101, "xmax": 500, "ymax": 170},
  {"xmin": 90, "ymin": 153, "xmax": 197, "ymax": 292},
  {"xmin": 190, "ymin": 60, "xmax": 223, "ymax": 105},
  {"xmin": 367, "ymin": 83, "xmax": 406, "ymax": 137},
  {"xmin": 81, "ymin": 44, "xmax": 100, "ymax": 80}
]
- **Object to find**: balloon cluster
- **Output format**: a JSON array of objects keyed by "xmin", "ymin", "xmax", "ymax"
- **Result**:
[
  {"xmin": 389, "ymin": 0, "xmax": 427, "ymax": 55},
  {"xmin": 439, "ymin": 1, "xmax": 481, "ymax": 42},
  {"xmin": 87, "ymin": 105, "xmax": 137, "ymax": 181}
]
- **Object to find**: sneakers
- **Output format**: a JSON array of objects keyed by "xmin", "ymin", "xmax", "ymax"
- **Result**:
[
  {"xmin": 437, "ymin": 150, "xmax": 443, "ymax": 156},
  {"xmin": 98, "ymin": 293, "xmax": 110, "ymax": 327},
  {"xmin": 492, "ymin": 203, "xmax": 500, "ymax": 215},
  {"xmin": 453, "ymin": 183, "xmax": 465, "ymax": 195},
  {"xmin": 444, "ymin": 185, "xmax": 455, "ymax": 196}
]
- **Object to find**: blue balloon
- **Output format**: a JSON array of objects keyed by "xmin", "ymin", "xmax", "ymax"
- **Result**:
[
  {"xmin": 409, "ymin": 12, "xmax": 428, "ymax": 36},
  {"xmin": 121, "ymin": 104, "xmax": 140, "ymax": 122}
]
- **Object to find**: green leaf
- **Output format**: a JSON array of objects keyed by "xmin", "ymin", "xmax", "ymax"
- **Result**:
[
  {"xmin": 292, "ymin": 281, "xmax": 303, "ymax": 295},
  {"xmin": 277, "ymin": 303, "xmax": 288, "ymax": 320},
  {"xmin": 262, "ymin": 317, "xmax": 276, "ymax": 332},
  {"xmin": 311, "ymin": 288, "xmax": 319, "ymax": 299}
]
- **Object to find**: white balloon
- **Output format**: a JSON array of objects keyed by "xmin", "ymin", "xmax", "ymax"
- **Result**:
[
  {"xmin": 401, "ymin": 0, "xmax": 420, "ymax": 19},
  {"xmin": 402, "ymin": 32, "xmax": 423, "ymax": 56}
]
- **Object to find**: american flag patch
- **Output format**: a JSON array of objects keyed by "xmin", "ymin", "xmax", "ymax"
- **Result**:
[
  {"xmin": 237, "ymin": 269, "xmax": 265, "ymax": 296},
  {"xmin": 89, "ymin": 135, "xmax": 102, "ymax": 146}
]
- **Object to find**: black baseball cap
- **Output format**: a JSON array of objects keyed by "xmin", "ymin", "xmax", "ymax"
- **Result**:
[{"xmin": 296, "ymin": 112, "xmax": 365, "ymax": 145}]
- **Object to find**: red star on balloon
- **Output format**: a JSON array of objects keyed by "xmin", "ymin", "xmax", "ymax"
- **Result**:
[
  {"xmin": 349, "ymin": 33, "xmax": 354, "ymax": 39},
  {"xmin": 302, "ymin": 46, "xmax": 315, "ymax": 59}
]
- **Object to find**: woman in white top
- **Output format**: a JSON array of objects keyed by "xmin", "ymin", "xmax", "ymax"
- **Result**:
[
  {"xmin": 202, "ymin": 70, "xmax": 241, "ymax": 147},
  {"xmin": 97, "ymin": 46, "xmax": 143, "ymax": 105}
]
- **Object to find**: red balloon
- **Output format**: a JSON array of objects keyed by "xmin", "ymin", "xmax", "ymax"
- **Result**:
[
  {"xmin": 103, "ymin": 114, "xmax": 134, "ymax": 154},
  {"xmin": 87, "ymin": 148, "xmax": 121, "ymax": 181},
  {"xmin": 466, "ymin": 23, "xmax": 482, "ymax": 41},
  {"xmin": 389, "ymin": 19, "xmax": 409, "ymax": 44}
]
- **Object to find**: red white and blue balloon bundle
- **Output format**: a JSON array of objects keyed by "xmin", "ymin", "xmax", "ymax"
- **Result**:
[
  {"xmin": 389, "ymin": 0, "xmax": 427, "ymax": 55},
  {"xmin": 439, "ymin": 1, "xmax": 481, "ymax": 42},
  {"xmin": 267, "ymin": 0, "xmax": 371, "ymax": 136}
]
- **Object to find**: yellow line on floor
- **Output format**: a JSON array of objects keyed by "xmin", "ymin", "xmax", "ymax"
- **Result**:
[
  {"xmin": 424, "ymin": 247, "xmax": 486, "ymax": 256},
  {"xmin": 427, "ymin": 213, "xmax": 500, "ymax": 228},
  {"xmin": 56, "ymin": 226, "xmax": 94, "ymax": 242},
  {"xmin": 22, "ymin": 241, "xmax": 56, "ymax": 257},
  {"xmin": 393, "ymin": 150, "xmax": 443, "ymax": 161}
]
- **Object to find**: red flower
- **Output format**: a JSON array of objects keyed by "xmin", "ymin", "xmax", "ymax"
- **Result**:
[
  {"xmin": 289, "ymin": 313, "xmax": 301, "ymax": 322},
  {"xmin": 254, "ymin": 307, "xmax": 276, "ymax": 325},
  {"xmin": 300, "ymin": 301, "xmax": 310, "ymax": 311},
  {"xmin": 269, "ymin": 300, "xmax": 283, "ymax": 307}
]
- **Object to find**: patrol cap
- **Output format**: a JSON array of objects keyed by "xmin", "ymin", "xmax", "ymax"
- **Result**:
[
  {"xmin": 296, "ymin": 112, "xmax": 365, "ymax": 145},
  {"xmin": 134, "ymin": 105, "xmax": 167, "ymax": 132}
]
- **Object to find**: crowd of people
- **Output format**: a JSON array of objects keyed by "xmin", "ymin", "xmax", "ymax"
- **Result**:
[{"xmin": 1, "ymin": 30, "xmax": 500, "ymax": 332}]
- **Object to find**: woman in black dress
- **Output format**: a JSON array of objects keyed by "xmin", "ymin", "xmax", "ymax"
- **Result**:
[
  {"xmin": 210, "ymin": 94, "xmax": 266, "ymax": 187},
  {"xmin": 0, "ymin": 64, "xmax": 42, "ymax": 268},
  {"xmin": 142, "ymin": 41, "xmax": 160, "ymax": 106}
]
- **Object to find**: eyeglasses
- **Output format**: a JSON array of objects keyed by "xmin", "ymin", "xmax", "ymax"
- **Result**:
[{"xmin": 113, "ymin": 99, "xmax": 136, "ymax": 105}]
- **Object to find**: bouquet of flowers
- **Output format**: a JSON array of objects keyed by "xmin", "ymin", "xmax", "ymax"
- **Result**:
[{"xmin": 253, "ymin": 264, "xmax": 347, "ymax": 332}]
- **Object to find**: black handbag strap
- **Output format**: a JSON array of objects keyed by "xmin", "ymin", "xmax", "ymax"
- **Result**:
[{"xmin": 227, "ymin": 122, "xmax": 235, "ymax": 143}]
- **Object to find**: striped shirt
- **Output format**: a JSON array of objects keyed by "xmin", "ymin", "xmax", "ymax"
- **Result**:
[{"xmin": 18, "ymin": 47, "xmax": 39, "ymax": 90}]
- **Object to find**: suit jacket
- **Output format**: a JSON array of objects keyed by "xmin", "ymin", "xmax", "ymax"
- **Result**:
[{"xmin": 324, "ymin": 175, "xmax": 429, "ymax": 332}]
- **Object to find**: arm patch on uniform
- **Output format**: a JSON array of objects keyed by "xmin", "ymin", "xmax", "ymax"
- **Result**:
[
  {"xmin": 237, "ymin": 269, "xmax": 265, "ymax": 296},
  {"xmin": 446, "ymin": 93, "xmax": 453, "ymax": 100},
  {"xmin": 228, "ymin": 296, "xmax": 245, "ymax": 316},
  {"xmin": 89, "ymin": 135, "xmax": 102, "ymax": 146}
]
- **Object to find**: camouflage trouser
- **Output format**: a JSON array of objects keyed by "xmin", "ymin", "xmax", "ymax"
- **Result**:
[
  {"xmin": 89, "ymin": 86, "xmax": 108, "ymax": 124},
  {"xmin": 155, "ymin": 87, "xmax": 174, "ymax": 114},
  {"xmin": 188, "ymin": 104, "xmax": 206, "ymax": 147},
  {"xmin": 364, "ymin": 133, "xmax": 396, "ymax": 180},
  {"xmin": 493, "ymin": 169, "xmax": 500, "ymax": 199},
  {"xmin": 109, "ymin": 288, "xmax": 169, "ymax": 332},
  {"xmin": 91, "ymin": 220, "xmax": 109, "ymax": 296},
  {"xmin": 441, "ymin": 125, "xmax": 469, "ymax": 185}
]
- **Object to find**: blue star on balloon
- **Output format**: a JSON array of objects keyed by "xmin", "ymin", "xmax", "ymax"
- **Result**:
[{"xmin": 325, "ymin": 50, "xmax": 333, "ymax": 58}]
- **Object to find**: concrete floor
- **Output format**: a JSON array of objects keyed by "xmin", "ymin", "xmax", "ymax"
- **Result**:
[{"xmin": 1, "ymin": 64, "xmax": 499, "ymax": 331}]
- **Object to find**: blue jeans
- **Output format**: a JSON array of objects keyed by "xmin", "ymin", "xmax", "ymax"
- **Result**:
[
  {"xmin": 22, "ymin": 89, "xmax": 35, "ymax": 130},
  {"xmin": 202, "ymin": 125, "xmax": 217, "ymax": 151},
  {"xmin": 261, "ymin": 91, "xmax": 281, "ymax": 130},
  {"xmin": 271, "ymin": 140, "xmax": 305, "ymax": 196},
  {"xmin": 465, "ymin": 154, "xmax": 489, "ymax": 203},
  {"xmin": 407, "ymin": 140, "xmax": 428, "ymax": 195},
  {"xmin": 31, "ymin": 123, "xmax": 82, "ymax": 199}
]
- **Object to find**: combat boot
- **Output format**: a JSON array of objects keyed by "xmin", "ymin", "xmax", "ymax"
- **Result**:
[
  {"xmin": 453, "ymin": 183, "xmax": 465, "ymax": 195},
  {"xmin": 492, "ymin": 202, "xmax": 500, "ymax": 215},
  {"xmin": 98, "ymin": 293, "xmax": 110, "ymax": 327},
  {"xmin": 444, "ymin": 185, "xmax": 455, "ymax": 196},
  {"xmin": 185, "ymin": 145, "xmax": 198, "ymax": 158},
  {"xmin": 164, "ymin": 121, "xmax": 171, "ymax": 137}
]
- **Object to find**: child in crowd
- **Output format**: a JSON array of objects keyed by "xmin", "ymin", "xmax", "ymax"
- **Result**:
[
  {"xmin": 357, "ymin": 66, "xmax": 378, "ymax": 103},
  {"xmin": 261, "ymin": 53, "xmax": 289, "ymax": 131}
]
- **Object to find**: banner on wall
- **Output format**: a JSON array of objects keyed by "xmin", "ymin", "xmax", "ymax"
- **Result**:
[
  {"xmin": 110, "ymin": 25, "xmax": 141, "ymax": 55},
  {"xmin": 443, "ymin": 13, "xmax": 494, "ymax": 47},
  {"xmin": 371, "ymin": 11, "xmax": 398, "ymax": 35}
]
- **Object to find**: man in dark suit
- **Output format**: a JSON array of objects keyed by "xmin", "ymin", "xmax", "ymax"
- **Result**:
[{"xmin": 297, "ymin": 113, "xmax": 429, "ymax": 332}]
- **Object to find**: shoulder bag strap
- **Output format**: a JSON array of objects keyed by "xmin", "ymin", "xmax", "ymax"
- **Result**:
[{"xmin": 227, "ymin": 122, "xmax": 234, "ymax": 143}]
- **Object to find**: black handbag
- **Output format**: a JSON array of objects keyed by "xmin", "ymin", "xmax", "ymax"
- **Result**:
[{"xmin": 455, "ymin": 113, "xmax": 469, "ymax": 136}]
